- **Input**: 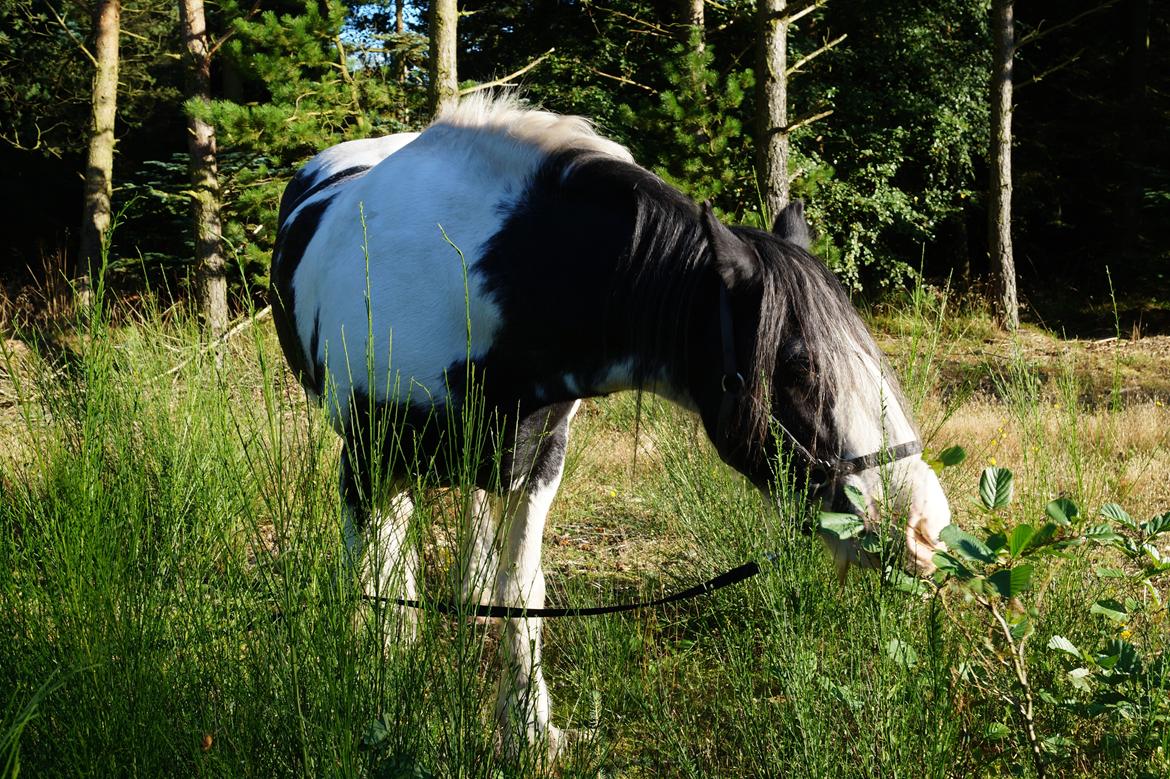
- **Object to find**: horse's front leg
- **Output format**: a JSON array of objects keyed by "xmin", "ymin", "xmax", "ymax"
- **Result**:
[
  {"xmin": 493, "ymin": 401, "xmax": 579, "ymax": 759},
  {"xmin": 458, "ymin": 488, "xmax": 500, "ymax": 620},
  {"xmin": 340, "ymin": 446, "xmax": 419, "ymax": 643}
]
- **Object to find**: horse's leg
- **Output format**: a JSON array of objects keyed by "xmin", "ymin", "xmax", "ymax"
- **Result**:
[
  {"xmin": 459, "ymin": 488, "xmax": 500, "ymax": 616},
  {"xmin": 340, "ymin": 445, "xmax": 418, "ymax": 642},
  {"xmin": 493, "ymin": 400, "xmax": 580, "ymax": 758}
]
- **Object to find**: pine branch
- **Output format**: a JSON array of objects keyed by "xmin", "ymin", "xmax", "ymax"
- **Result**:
[
  {"xmin": 42, "ymin": 1, "xmax": 96, "ymax": 67},
  {"xmin": 1016, "ymin": 47, "xmax": 1087, "ymax": 90},
  {"xmin": 770, "ymin": 0, "xmax": 826, "ymax": 26},
  {"xmin": 594, "ymin": 5, "xmax": 674, "ymax": 37},
  {"xmin": 781, "ymin": 108, "xmax": 834, "ymax": 135},
  {"xmin": 208, "ymin": 0, "xmax": 261, "ymax": 59},
  {"xmin": 459, "ymin": 49, "xmax": 556, "ymax": 95},
  {"xmin": 1016, "ymin": 0, "xmax": 1119, "ymax": 50},
  {"xmin": 590, "ymin": 67, "xmax": 657, "ymax": 94},
  {"xmin": 787, "ymin": 33, "xmax": 847, "ymax": 77}
]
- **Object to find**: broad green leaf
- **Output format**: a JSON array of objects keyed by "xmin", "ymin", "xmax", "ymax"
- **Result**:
[
  {"xmin": 985, "ymin": 531, "xmax": 1008, "ymax": 553},
  {"xmin": 1094, "ymin": 566, "xmax": 1127, "ymax": 579},
  {"xmin": 1041, "ymin": 735, "xmax": 1075, "ymax": 756},
  {"xmin": 843, "ymin": 484, "xmax": 868, "ymax": 515},
  {"xmin": 1067, "ymin": 667, "xmax": 1093, "ymax": 691},
  {"xmin": 988, "ymin": 564, "xmax": 1034, "ymax": 599},
  {"xmin": 939, "ymin": 524, "xmax": 996, "ymax": 564},
  {"xmin": 1100, "ymin": 503, "xmax": 1137, "ymax": 530},
  {"xmin": 1084, "ymin": 523, "xmax": 1123, "ymax": 546},
  {"xmin": 1008, "ymin": 524, "xmax": 1035, "ymax": 556},
  {"xmin": 885, "ymin": 638, "xmax": 918, "ymax": 669},
  {"xmin": 932, "ymin": 551, "xmax": 975, "ymax": 580},
  {"xmin": 860, "ymin": 531, "xmax": 885, "ymax": 554},
  {"xmin": 1026, "ymin": 522, "xmax": 1059, "ymax": 552},
  {"xmin": 937, "ymin": 445, "xmax": 967, "ymax": 468},
  {"xmin": 1045, "ymin": 498, "xmax": 1079, "ymax": 526},
  {"xmin": 979, "ymin": 466, "xmax": 1014, "ymax": 511},
  {"xmin": 984, "ymin": 722, "xmax": 1011, "ymax": 740},
  {"xmin": 817, "ymin": 512, "xmax": 865, "ymax": 540},
  {"xmin": 1090, "ymin": 598, "xmax": 1128, "ymax": 623},
  {"xmin": 1097, "ymin": 639, "xmax": 1141, "ymax": 676},
  {"xmin": 1010, "ymin": 616, "xmax": 1034, "ymax": 641},
  {"xmin": 1141, "ymin": 512, "xmax": 1170, "ymax": 537},
  {"xmin": 1047, "ymin": 635, "xmax": 1081, "ymax": 658}
]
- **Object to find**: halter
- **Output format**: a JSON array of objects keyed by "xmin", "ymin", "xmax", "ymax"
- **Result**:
[{"xmin": 705, "ymin": 211, "xmax": 923, "ymax": 492}]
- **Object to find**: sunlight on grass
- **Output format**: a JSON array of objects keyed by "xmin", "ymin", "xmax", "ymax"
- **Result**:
[{"xmin": 0, "ymin": 292, "xmax": 1167, "ymax": 777}]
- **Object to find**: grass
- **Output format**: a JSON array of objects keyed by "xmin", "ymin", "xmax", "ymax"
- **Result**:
[{"xmin": 0, "ymin": 291, "xmax": 1167, "ymax": 778}]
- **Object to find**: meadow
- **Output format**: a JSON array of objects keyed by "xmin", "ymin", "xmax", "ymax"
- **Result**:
[{"xmin": 1, "ymin": 287, "xmax": 1168, "ymax": 778}]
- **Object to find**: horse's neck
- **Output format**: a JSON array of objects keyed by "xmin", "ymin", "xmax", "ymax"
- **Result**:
[{"xmin": 476, "ymin": 197, "xmax": 708, "ymax": 411}]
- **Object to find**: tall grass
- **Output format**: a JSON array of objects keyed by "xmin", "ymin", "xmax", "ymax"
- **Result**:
[{"xmin": 0, "ymin": 291, "xmax": 1167, "ymax": 777}]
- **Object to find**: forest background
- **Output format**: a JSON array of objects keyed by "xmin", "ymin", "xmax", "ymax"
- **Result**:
[{"xmin": 0, "ymin": 0, "xmax": 1166, "ymax": 333}]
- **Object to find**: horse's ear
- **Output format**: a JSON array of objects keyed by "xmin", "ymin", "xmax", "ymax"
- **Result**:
[
  {"xmin": 701, "ymin": 202, "xmax": 757, "ymax": 289},
  {"xmin": 771, "ymin": 200, "xmax": 812, "ymax": 251}
]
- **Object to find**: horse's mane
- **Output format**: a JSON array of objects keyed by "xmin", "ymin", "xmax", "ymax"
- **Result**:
[
  {"xmin": 432, "ymin": 93, "xmax": 634, "ymax": 164},
  {"xmin": 735, "ymin": 229, "xmax": 896, "ymax": 457},
  {"xmin": 565, "ymin": 155, "xmax": 898, "ymax": 460}
]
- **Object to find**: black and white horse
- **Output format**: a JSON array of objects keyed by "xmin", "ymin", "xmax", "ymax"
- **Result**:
[{"xmin": 271, "ymin": 95, "xmax": 951, "ymax": 754}]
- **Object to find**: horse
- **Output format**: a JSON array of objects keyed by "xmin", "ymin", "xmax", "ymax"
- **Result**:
[{"xmin": 270, "ymin": 94, "xmax": 952, "ymax": 756}]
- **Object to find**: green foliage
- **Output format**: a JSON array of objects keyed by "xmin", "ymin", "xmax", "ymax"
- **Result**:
[
  {"xmin": 202, "ymin": 0, "xmax": 427, "ymax": 295},
  {"xmin": 619, "ymin": 33, "xmax": 757, "ymax": 221},
  {"xmin": 795, "ymin": 0, "xmax": 989, "ymax": 289},
  {"xmin": 935, "ymin": 466, "xmax": 1170, "ymax": 774},
  {"xmin": 0, "ymin": 0, "xmax": 182, "ymax": 160}
]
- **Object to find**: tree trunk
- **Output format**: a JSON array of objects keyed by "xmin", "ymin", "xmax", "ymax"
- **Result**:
[
  {"xmin": 988, "ymin": 0, "xmax": 1018, "ymax": 330},
  {"xmin": 395, "ymin": 0, "xmax": 406, "ymax": 83},
  {"xmin": 429, "ymin": 0, "xmax": 458, "ymax": 117},
  {"xmin": 78, "ymin": 0, "xmax": 120, "ymax": 308},
  {"xmin": 179, "ymin": 0, "xmax": 227, "ymax": 335},
  {"xmin": 688, "ymin": 0, "xmax": 704, "ymax": 50},
  {"xmin": 756, "ymin": 0, "xmax": 789, "ymax": 219}
]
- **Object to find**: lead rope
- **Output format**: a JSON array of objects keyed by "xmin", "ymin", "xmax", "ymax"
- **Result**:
[{"xmin": 365, "ymin": 552, "xmax": 782, "ymax": 619}]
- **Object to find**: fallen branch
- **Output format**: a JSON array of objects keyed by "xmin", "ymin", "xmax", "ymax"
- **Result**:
[{"xmin": 151, "ymin": 306, "xmax": 272, "ymax": 383}]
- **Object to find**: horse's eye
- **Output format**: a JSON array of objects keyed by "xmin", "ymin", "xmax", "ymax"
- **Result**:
[{"xmin": 787, "ymin": 357, "xmax": 813, "ymax": 379}]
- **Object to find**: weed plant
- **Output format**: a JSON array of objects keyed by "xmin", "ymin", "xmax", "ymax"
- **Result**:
[{"xmin": 0, "ymin": 283, "xmax": 1167, "ymax": 777}]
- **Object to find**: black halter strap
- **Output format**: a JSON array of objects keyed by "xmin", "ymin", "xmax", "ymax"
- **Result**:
[{"xmin": 705, "ymin": 207, "xmax": 922, "ymax": 490}]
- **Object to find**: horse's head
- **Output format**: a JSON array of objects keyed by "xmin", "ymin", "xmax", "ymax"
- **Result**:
[{"xmin": 697, "ymin": 202, "xmax": 950, "ymax": 578}]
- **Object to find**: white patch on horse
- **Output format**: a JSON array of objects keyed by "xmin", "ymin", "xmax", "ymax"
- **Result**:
[
  {"xmin": 491, "ymin": 399, "xmax": 580, "ymax": 757},
  {"xmin": 299, "ymin": 133, "xmax": 420, "ymax": 190},
  {"xmin": 834, "ymin": 347, "xmax": 916, "ymax": 461},
  {"xmin": 343, "ymin": 489, "xmax": 419, "ymax": 641},
  {"xmin": 286, "ymin": 96, "xmax": 633, "ymax": 426}
]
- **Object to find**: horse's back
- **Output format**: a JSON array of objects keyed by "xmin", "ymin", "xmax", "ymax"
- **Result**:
[
  {"xmin": 273, "ymin": 127, "xmax": 540, "ymax": 419},
  {"xmin": 272, "ymin": 98, "xmax": 633, "ymax": 427}
]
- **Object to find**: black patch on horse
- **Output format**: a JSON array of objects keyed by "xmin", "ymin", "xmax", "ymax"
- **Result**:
[
  {"xmin": 271, "ymin": 195, "xmax": 334, "ymax": 393},
  {"xmin": 276, "ymin": 165, "xmax": 370, "ymax": 227}
]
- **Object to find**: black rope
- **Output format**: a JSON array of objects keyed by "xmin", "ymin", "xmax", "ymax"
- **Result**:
[{"xmin": 364, "ymin": 554, "xmax": 779, "ymax": 619}]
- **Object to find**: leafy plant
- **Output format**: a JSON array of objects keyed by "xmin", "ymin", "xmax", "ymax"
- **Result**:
[{"xmin": 935, "ymin": 468, "xmax": 1170, "ymax": 778}]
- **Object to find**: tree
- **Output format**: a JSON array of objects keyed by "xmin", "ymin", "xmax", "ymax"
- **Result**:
[
  {"xmin": 179, "ymin": 0, "xmax": 226, "ymax": 334},
  {"xmin": 78, "ymin": 0, "xmax": 121, "ymax": 305},
  {"xmin": 756, "ymin": 0, "xmax": 790, "ymax": 218},
  {"xmin": 988, "ymin": 0, "xmax": 1018, "ymax": 329},
  {"xmin": 429, "ymin": 0, "xmax": 457, "ymax": 116}
]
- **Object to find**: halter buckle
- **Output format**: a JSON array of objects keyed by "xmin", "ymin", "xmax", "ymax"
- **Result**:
[{"xmin": 806, "ymin": 459, "xmax": 833, "ymax": 491}]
